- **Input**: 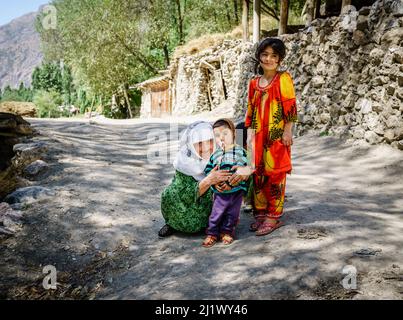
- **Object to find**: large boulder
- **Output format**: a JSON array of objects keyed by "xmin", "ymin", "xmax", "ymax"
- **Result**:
[
  {"xmin": 0, "ymin": 101, "xmax": 37, "ymax": 117},
  {"xmin": 4, "ymin": 186, "xmax": 55, "ymax": 205},
  {"xmin": 0, "ymin": 202, "xmax": 23, "ymax": 237}
]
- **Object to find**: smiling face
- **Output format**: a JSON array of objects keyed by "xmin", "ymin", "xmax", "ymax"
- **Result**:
[
  {"xmin": 259, "ymin": 46, "xmax": 281, "ymax": 73},
  {"xmin": 214, "ymin": 125, "xmax": 234, "ymax": 149},
  {"xmin": 194, "ymin": 139, "xmax": 214, "ymax": 161}
]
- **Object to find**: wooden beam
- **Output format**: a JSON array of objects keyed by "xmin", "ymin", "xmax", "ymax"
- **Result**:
[
  {"xmin": 314, "ymin": 0, "xmax": 321, "ymax": 19},
  {"xmin": 242, "ymin": 0, "xmax": 249, "ymax": 42},
  {"xmin": 253, "ymin": 0, "xmax": 261, "ymax": 43},
  {"xmin": 278, "ymin": 0, "xmax": 289, "ymax": 36},
  {"xmin": 341, "ymin": 0, "xmax": 352, "ymax": 14},
  {"xmin": 304, "ymin": 0, "xmax": 316, "ymax": 26}
]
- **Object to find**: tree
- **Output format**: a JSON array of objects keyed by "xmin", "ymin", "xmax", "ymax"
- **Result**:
[
  {"xmin": 31, "ymin": 62, "xmax": 63, "ymax": 92},
  {"xmin": 242, "ymin": 0, "xmax": 250, "ymax": 41},
  {"xmin": 33, "ymin": 90, "xmax": 64, "ymax": 118},
  {"xmin": 278, "ymin": 0, "xmax": 290, "ymax": 35}
]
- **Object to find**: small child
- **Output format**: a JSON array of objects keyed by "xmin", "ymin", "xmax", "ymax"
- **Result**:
[{"xmin": 202, "ymin": 118, "xmax": 248, "ymax": 247}]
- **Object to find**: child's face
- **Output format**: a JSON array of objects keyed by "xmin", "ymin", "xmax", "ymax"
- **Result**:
[
  {"xmin": 214, "ymin": 126, "xmax": 234, "ymax": 149},
  {"xmin": 259, "ymin": 46, "xmax": 280, "ymax": 73}
]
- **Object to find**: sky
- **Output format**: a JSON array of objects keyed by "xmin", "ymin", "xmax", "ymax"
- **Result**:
[{"xmin": 0, "ymin": 0, "xmax": 49, "ymax": 27}]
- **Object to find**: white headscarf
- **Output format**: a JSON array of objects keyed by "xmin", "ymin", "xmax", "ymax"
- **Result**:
[{"xmin": 173, "ymin": 121, "xmax": 216, "ymax": 181}]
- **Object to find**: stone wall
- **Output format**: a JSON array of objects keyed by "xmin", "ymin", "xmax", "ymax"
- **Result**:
[
  {"xmin": 169, "ymin": 40, "xmax": 255, "ymax": 117},
  {"xmin": 280, "ymin": 0, "xmax": 403, "ymax": 149},
  {"xmin": 168, "ymin": 0, "xmax": 402, "ymax": 149}
]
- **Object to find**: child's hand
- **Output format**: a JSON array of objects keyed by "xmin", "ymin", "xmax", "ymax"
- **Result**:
[
  {"xmin": 215, "ymin": 182, "xmax": 231, "ymax": 192},
  {"xmin": 207, "ymin": 166, "xmax": 232, "ymax": 186}
]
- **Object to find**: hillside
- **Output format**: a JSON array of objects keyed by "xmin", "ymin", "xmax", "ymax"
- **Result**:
[{"xmin": 0, "ymin": 11, "xmax": 43, "ymax": 90}]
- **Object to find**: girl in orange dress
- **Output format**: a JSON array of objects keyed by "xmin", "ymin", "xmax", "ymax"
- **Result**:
[{"xmin": 244, "ymin": 38, "xmax": 298, "ymax": 236}]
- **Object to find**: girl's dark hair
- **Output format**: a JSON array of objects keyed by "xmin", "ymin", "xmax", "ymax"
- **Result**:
[{"xmin": 254, "ymin": 37, "xmax": 286, "ymax": 75}]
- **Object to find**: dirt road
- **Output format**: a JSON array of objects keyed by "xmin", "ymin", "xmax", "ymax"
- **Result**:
[{"xmin": 1, "ymin": 118, "xmax": 402, "ymax": 299}]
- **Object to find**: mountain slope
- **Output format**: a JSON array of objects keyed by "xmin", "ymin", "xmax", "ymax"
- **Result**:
[{"xmin": 0, "ymin": 11, "xmax": 43, "ymax": 90}]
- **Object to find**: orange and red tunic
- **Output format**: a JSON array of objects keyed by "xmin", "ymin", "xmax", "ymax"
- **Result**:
[{"xmin": 244, "ymin": 71, "xmax": 298, "ymax": 176}]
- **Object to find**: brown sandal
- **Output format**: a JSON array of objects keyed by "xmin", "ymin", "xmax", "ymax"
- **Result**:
[
  {"xmin": 202, "ymin": 235, "xmax": 218, "ymax": 248},
  {"xmin": 220, "ymin": 234, "xmax": 234, "ymax": 245},
  {"xmin": 256, "ymin": 221, "xmax": 284, "ymax": 236},
  {"xmin": 249, "ymin": 221, "xmax": 262, "ymax": 232}
]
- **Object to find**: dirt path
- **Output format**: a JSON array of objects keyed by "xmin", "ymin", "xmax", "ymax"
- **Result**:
[{"xmin": 1, "ymin": 118, "xmax": 402, "ymax": 300}]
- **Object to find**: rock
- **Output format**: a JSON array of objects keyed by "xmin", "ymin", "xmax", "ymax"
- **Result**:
[
  {"xmin": 372, "ymin": 102, "xmax": 383, "ymax": 113},
  {"xmin": 358, "ymin": 6, "xmax": 371, "ymax": 16},
  {"xmin": 320, "ymin": 113, "xmax": 331, "ymax": 124},
  {"xmin": 0, "ymin": 202, "xmax": 23, "ymax": 237},
  {"xmin": 0, "ymin": 102, "xmax": 37, "ymax": 117},
  {"xmin": 381, "ymin": 27, "xmax": 403, "ymax": 46},
  {"xmin": 356, "ymin": 15, "xmax": 368, "ymax": 31},
  {"xmin": 356, "ymin": 98, "xmax": 372, "ymax": 114},
  {"xmin": 364, "ymin": 131, "xmax": 383, "ymax": 144},
  {"xmin": 24, "ymin": 160, "xmax": 49, "ymax": 177},
  {"xmin": 12, "ymin": 142, "xmax": 48, "ymax": 168},
  {"xmin": 354, "ymin": 248, "xmax": 382, "ymax": 256},
  {"xmin": 0, "ymin": 202, "xmax": 23, "ymax": 219},
  {"xmin": 4, "ymin": 186, "xmax": 56, "ymax": 205},
  {"xmin": 384, "ymin": 129, "xmax": 397, "ymax": 143},
  {"xmin": 386, "ymin": 115, "xmax": 400, "ymax": 128},
  {"xmin": 0, "ymin": 226, "xmax": 15, "ymax": 237},
  {"xmin": 395, "ymin": 127, "xmax": 403, "ymax": 140},
  {"xmin": 369, "ymin": 48, "xmax": 384, "ymax": 66},
  {"xmin": 352, "ymin": 30, "xmax": 368, "ymax": 46},
  {"xmin": 0, "ymin": 112, "xmax": 32, "ymax": 137},
  {"xmin": 312, "ymin": 76, "xmax": 325, "ymax": 88},
  {"xmin": 366, "ymin": 113, "xmax": 385, "ymax": 135},
  {"xmin": 391, "ymin": 48, "xmax": 403, "ymax": 64},
  {"xmin": 352, "ymin": 127, "xmax": 366, "ymax": 139}
]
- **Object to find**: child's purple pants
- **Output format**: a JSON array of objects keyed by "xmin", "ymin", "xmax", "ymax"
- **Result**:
[{"xmin": 206, "ymin": 190, "xmax": 243, "ymax": 237}]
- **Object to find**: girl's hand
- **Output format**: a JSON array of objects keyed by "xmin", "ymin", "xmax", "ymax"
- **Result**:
[
  {"xmin": 215, "ymin": 182, "xmax": 231, "ymax": 193},
  {"xmin": 282, "ymin": 123, "xmax": 293, "ymax": 147},
  {"xmin": 282, "ymin": 130, "xmax": 293, "ymax": 147},
  {"xmin": 207, "ymin": 166, "xmax": 232, "ymax": 186},
  {"xmin": 229, "ymin": 166, "xmax": 253, "ymax": 186}
]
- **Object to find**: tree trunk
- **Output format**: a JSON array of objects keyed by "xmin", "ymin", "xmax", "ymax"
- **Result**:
[
  {"xmin": 305, "ymin": 0, "xmax": 316, "ymax": 26},
  {"xmin": 314, "ymin": 0, "xmax": 321, "ymax": 19},
  {"xmin": 175, "ymin": 0, "xmax": 184, "ymax": 44},
  {"xmin": 278, "ymin": 0, "xmax": 289, "ymax": 36},
  {"xmin": 341, "ymin": 0, "xmax": 352, "ymax": 14},
  {"xmin": 253, "ymin": 0, "xmax": 261, "ymax": 43},
  {"xmin": 242, "ymin": 0, "xmax": 249, "ymax": 42},
  {"xmin": 123, "ymin": 85, "xmax": 133, "ymax": 119},
  {"xmin": 225, "ymin": 2, "xmax": 232, "ymax": 26},
  {"xmin": 233, "ymin": 0, "xmax": 239, "ymax": 24},
  {"xmin": 163, "ymin": 45, "xmax": 170, "ymax": 68}
]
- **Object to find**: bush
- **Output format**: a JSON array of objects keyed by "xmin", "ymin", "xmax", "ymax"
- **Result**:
[{"xmin": 33, "ymin": 90, "xmax": 64, "ymax": 118}]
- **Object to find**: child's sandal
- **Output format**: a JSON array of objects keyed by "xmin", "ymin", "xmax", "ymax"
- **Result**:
[
  {"xmin": 256, "ymin": 221, "xmax": 284, "ymax": 236},
  {"xmin": 202, "ymin": 235, "xmax": 218, "ymax": 248},
  {"xmin": 221, "ymin": 234, "xmax": 234, "ymax": 245}
]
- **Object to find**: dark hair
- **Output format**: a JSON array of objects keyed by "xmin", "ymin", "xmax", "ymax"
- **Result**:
[
  {"xmin": 254, "ymin": 37, "xmax": 286, "ymax": 75},
  {"xmin": 213, "ymin": 118, "xmax": 235, "ymax": 135}
]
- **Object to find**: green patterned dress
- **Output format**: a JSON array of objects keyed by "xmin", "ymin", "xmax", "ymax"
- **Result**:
[{"xmin": 161, "ymin": 170, "xmax": 213, "ymax": 233}]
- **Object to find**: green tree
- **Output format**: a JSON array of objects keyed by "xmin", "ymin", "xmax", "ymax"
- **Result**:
[
  {"xmin": 33, "ymin": 90, "xmax": 64, "ymax": 118},
  {"xmin": 32, "ymin": 62, "xmax": 63, "ymax": 92}
]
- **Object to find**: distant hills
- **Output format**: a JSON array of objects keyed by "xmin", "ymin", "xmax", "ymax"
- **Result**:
[{"xmin": 0, "ymin": 10, "xmax": 43, "ymax": 90}]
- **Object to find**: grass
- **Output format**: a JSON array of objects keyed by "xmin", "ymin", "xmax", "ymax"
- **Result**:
[{"xmin": 173, "ymin": 13, "xmax": 305, "ymax": 58}]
